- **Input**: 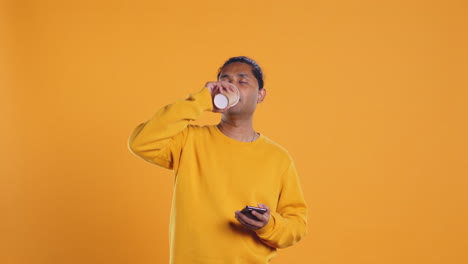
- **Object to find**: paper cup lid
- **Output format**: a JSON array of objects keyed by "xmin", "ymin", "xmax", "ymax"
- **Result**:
[{"xmin": 214, "ymin": 94, "xmax": 229, "ymax": 109}]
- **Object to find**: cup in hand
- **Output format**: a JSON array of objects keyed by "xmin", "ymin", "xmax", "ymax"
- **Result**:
[{"xmin": 213, "ymin": 84, "xmax": 240, "ymax": 110}]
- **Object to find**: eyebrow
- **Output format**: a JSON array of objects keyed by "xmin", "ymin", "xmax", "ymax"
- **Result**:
[{"xmin": 220, "ymin": 73, "xmax": 250, "ymax": 78}]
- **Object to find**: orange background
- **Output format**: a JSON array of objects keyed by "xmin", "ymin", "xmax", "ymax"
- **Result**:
[{"xmin": 2, "ymin": 0, "xmax": 467, "ymax": 263}]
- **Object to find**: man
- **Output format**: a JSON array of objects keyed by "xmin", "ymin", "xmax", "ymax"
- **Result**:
[{"xmin": 128, "ymin": 56, "xmax": 307, "ymax": 263}]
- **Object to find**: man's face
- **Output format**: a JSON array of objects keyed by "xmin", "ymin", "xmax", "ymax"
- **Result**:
[{"xmin": 218, "ymin": 62, "xmax": 266, "ymax": 115}]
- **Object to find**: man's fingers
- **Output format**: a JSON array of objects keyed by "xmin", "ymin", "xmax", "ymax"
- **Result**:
[
  {"xmin": 220, "ymin": 84, "xmax": 229, "ymax": 93},
  {"xmin": 236, "ymin": 211, "xmax": 258, "ymax": 225},
  {"xmin": 219, "ymin": 82, "xmax": 235, "ymax": 93},
  {"xmin": 251, "ymin": 211, "xmax": 267, "ymax": 222},
  {"xmin": 208, "ymin": 81, "xmax": 237, "ymax": 96},
  {"xmin": 235, "ymin": 211, "xmax": 263, "ymax": 229},
  {"xmin": 225, "ymin": 82, "xmax": 235, "ymax": 92},
  {"xmin": 205, "ymin": 82, "xmax": 220, "ymax": 93}
]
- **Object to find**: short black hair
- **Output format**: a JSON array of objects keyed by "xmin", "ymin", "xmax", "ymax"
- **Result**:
[{"xmin": 217, "ymin": 56, "xmax": 264, "ymax": 89}]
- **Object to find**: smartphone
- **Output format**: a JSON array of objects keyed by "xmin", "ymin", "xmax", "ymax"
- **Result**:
[{"xmin": 241, "ymin": 206, "xmax": 267, "ymax": 220}]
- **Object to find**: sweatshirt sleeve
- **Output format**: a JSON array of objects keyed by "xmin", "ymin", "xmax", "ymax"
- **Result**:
[
  {"xmin": 128, "ymin": 88, "xmax": 213, "ymax": 170},
  {"xmin": 255, "ymin": 161, "xmax": 308, "ymax": 248}
]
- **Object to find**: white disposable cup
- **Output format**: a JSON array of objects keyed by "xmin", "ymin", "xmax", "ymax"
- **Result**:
[{"xmin": 213, "ymin": 85, "xmax": 240, "ymax": 109}]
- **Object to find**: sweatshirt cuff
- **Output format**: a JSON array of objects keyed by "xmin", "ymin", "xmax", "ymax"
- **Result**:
[
  {"xmin": 255, "ymin": 211, "xmax": 279, "ymax": 237},
  {"xmin": 187, "ymin": 87, "xmax": 213, "ymax": 112}
]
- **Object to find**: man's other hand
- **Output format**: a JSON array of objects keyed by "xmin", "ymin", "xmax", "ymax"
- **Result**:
[{"xmin": 235, "ymin": 204, "xmax": 270, "ymax": 231}]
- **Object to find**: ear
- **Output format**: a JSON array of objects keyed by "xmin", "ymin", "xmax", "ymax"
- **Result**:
[{"xmin": 257, "ymin": 88, "xmax": 267, "ymax": 104}]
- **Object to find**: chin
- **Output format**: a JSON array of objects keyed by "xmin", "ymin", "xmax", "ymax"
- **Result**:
[
  {"xmin": 225, "ymin": 109, "xmax": 240, "ymax": 115},
  {"xmin": 227, "ymin": 105, "xmax": 240, "ymax": 112}
]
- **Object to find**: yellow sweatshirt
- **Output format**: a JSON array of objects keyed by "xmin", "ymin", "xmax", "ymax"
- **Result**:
[{"xmin": 128, "ymin": 88, "xmax": 307, "ymax": 264}]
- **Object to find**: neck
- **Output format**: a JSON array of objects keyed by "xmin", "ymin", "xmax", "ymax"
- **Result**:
[{"xmin": 217, "ymin": 115, "xmax": 257, "ymax": 142}]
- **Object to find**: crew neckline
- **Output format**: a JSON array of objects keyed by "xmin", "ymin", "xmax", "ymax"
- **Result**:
[{"xmin": 213, "ymin": 125, "xmax": 263, "ymax": 145}]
